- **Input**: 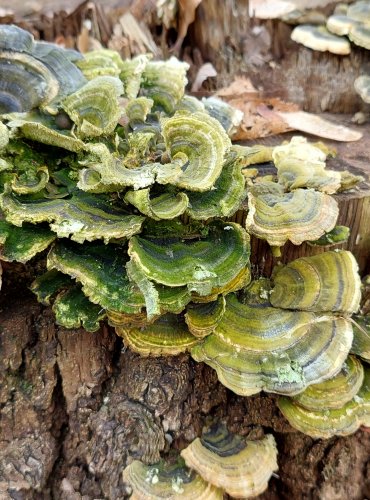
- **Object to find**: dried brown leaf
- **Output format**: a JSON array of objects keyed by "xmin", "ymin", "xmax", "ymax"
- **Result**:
[
  {"xmin": 231, "ymin": 99, "xmax": 297, "ymax": 140},
  {"xmin": 216, "ymin": 77, "xmax": 258, "ymax": 97},
  {"xmin": 214, "ymin": 77, "xmax": 360, "ymax": 141},
  {"xmin": 276, "ymin": 111, "xmax": 363, "ymax": 142},
  {"xmin": 215, "ymin": 79, "xmax": 298, "ymax": 140}
]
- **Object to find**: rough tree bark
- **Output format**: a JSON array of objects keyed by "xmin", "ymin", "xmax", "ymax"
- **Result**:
[
  {"xmin": 1, "ymin": 2, "xmax": 370, "ymax": 499},
  {"xmin": 1, "ymin": 275, "xmax": 370, "ymax": 499},
  {"xmin": 1, "ymin": 249, "xmax": 370, "ymax": 499}
]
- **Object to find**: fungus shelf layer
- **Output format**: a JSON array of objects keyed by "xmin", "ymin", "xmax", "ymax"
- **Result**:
[
  {"xmin": 191, "ymin": 292, "xmax": 353, "ymax": 396},
  {"xmin": 122, "ymin": 458, "xmax": 224, "ymax": 499},
  {"xmin": 270, "ymin": 251, "xmax": 361, "ymax": 314},
  {"xmin": 278, "ymin": 362, "xmax": 370, "ymax": 438},
  {"xmin": 181, "ymin": 424, "xmax": 278, "ymax": 498}
]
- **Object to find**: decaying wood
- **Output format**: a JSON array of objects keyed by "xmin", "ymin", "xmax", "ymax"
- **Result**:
[
  {"xmin": 264, "ymin": 46, "xmax": 367, "ymax": 113},
  {"xmin": 1, "ymin": 4, "xmax": 370, "ymax": 498},
  {"xmin": 1, "ymin": 290, "xmax": 370, "ymax": 498}
]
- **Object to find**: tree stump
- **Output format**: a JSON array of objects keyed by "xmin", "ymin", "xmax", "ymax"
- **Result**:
[
  {"xmin": 0, "ymin": 124, "xmax": 369, "ymax": 498},
  {"xmin": 1, "ymin": 5, "xmax": 370, "ymax": 499}
]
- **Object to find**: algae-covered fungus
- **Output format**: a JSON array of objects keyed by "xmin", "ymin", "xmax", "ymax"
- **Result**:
[
  {"xmin": 0, "ymin": 187, "xmax": 145, "ymax": 244},
  {"xmin": 0, "ymin": 24, "xmax": 85, "ymax": 113},
  {"xmin": 272, "ymin": 136, "xmax": 342, "ymax": 193},
  {"xmin": 75, "ymin": 48, "xmax": 124, "ymax": 80},
  {"xmin": 245, "ymin": 182, "xmax": 339, "ymax": 249},
  {"xmin": 0, "ymin": 220, "xmax": 56, "ymax": 263},
  {"xmin": 192, "ymin": 252, "xmax": 361, "ymax": 396},
  {"xmin": 52, "ymin": 285, "xmax": 106, "ymax": 332},
  {"xmin": 127, "ymin": 221, "xmax": 251, "ymax": 299},
  {"xmin": 185, "ymin": 296, "xmax": 226, "ymax": 338},
  {"xmin": 185, "ymin": 151, "xmax": 247, "ymax": 220},
  {"xmin": 0, "ymin": 26, "xmax": 368, "ymax": 487},
  {"xmin": 181, "ymin": 423, "xmax": 278, "ymax": 498},
  {"xmin": 124, "ymin": 188, "xmax": 189, "ymax": 221},
  {"xmin": 202, "ymin": 96, "xmax": 243, "ymax": 137},
  {"xmin": 5, "ymin": 113, "xmax": 86, "ymax": 153},
  {"xmin": 30, "ymin": 269, "xmax": 74, "ymax": 306},
  {"xmin": 285, "ymin": 355, "xmax": 364, "ymax": 411},
  {"xmin": 278, "ymin": 359, "xmax": 370, "ymax": 438},
  {"xmin": 77, "ymin": 112, "xmax": 234, "ymax": 194},
  {"xmin": 61, "ymin": 76, "xmax": 124, "ymax": 139},
  {"xmin": 307, "ymin": 225, "xmax": 350, "ymax": 247},
  {"xmin": 270, "ymin": 251, "xmax": 362, "ymax": 314},
  {"xmin": 63, "ymin": 49, "xmax": 150, "ymax": 101},
  {"xmin": 77, "ymin": 142, "xmax": 162, "ymax": 193},
  {"xmin": 245, "ymin": 135, "xmax": 364, "ymax": 255},
  {"xmin": 46, "ymin": 241, "xmax": 145, "ymax": 315},
  {"xmin": 115, "ymin": 313, "xmax": 201, "ymax": 356},
  {"xmin": 0, "ymin": 31, "xmax": 251, "ymax": 332},
  {"xmin": 352, "ymin": 314, "xmax": 370, "ymax": 361},
  {"xmin": 140, "ymin": 57, "xmax": 189, "ymax": 113},
  {"xmin": 351, "ymin": 273, "xmax": 370, "ymax": 360},
  {"xmin": 160, "ymin": 110, "xmax": 231, "ymax": 192},
  {"xmin": 191, "ymin": 290, "xmax": 353, "ymax": 396}
]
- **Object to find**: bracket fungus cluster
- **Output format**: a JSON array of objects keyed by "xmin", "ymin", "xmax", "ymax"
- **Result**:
[
  {"xmin": 288, "ymin": 1, "xmax": 370, "ymax": 118},
  {"xmin": 0, "ymin": 25, "xmax": 85, "ymax": 114},
  {"xmin": 181, "ymin": 424, "xmax": 278, "ymax": 498},
  {"xmin": 290, "ymin": 1, "xmax": 370, "ymax": 54},
  {"xmin": 244, "ymin": 136, "xmax": 358, "ymax": 255},
  {"xmin": 123, "ymin": 423, "xmax": 278, "ymax": 499},
  {"xmin": 191, "ymin": 252, "xmax": 358, "ymax": 396},
  {"xmin": 0, "ymin": 24, "xmax": 369, "ymax": 497}
]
